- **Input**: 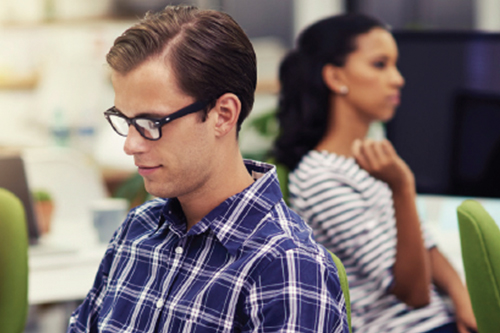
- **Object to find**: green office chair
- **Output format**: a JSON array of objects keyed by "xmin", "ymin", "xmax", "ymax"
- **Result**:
[
  {"xmin": 266, "ymin": 157, "xmax": 290, "ymax": 205},
  {"xmin": 327, "ymin": 249, "xmax": 352, "ymax": 333},
  {"xmin": 0, "ymin": 188, "xmax": 29, "ymax": 333},
  {"xmin": 457, "ymin": 199, "xmax": 500, "ymax": 333}
]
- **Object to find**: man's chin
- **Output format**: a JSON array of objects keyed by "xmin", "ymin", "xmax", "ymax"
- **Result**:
[
  {"xmin": 143, "ymin": 182, "xmax": 161, "ymax": 198},
  {"xmin": 144, "ymin": 183, "xmax": 175, "ymax": 200}
]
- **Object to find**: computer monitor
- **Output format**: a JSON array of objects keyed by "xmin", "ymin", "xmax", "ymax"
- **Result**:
[
  {"xmin": 387, "ymin": 31, "xmax": 500, "ymax": 197},
  {"xmin": 450, "ymin": 90, "xmax": 500, "ymax": 198}
]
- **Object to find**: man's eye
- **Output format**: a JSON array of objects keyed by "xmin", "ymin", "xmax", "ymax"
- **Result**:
[{"xmin": 373, "ymin": 61, "xmax": 386, "ymax": 69}]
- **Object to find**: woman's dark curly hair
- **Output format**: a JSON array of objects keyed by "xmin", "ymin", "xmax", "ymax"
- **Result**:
[{"xmin": 273, "ymin": 13, "xmax": 386, "ymax": 171}]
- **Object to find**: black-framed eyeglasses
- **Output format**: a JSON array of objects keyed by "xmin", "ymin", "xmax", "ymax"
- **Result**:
[{"xmin": 104, "ymin": 100, "xmax": 209, "ymax": 141}]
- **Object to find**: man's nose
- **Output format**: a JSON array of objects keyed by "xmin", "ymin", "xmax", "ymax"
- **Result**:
[{"xmin": 123, "ymin": 125, "xmax": 147, "ymax": 156}]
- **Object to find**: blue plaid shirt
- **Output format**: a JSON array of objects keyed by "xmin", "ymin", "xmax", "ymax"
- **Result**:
[{"xmin": 68, "ymin": 160, "xmax": 348, "ymax": 333}]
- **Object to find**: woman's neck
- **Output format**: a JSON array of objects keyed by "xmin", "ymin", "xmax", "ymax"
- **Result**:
[{"xmin": 315, "ymin": 97, "xmax": 371, "ymax": 157}]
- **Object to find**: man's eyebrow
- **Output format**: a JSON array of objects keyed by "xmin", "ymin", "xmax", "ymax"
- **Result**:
[
  {"xmin": 112, "ymin": 106, "xmax": 165, "ymax": 119},
  {"xmin": 135, "ymin": 112, "xmax": 164, "ymax": 118}
]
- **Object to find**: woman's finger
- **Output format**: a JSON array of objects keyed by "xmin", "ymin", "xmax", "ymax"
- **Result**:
[
  {"xmin": 372, "ymin": 141, "xmax": 389, "ymax": 166},
  {"xmin": 352, "ymin": 139, "xmax": 369, "ymax": 170},
  {"xmin": 359, "ymin": 139, "xmax": 379, "ymax": 171}
]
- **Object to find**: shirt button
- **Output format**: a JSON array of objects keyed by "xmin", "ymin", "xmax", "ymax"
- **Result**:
[
  {"xmin": 175, "ymin": 247, "xmax": 183, "ymax": 254},
  {"xmin": 156, "ymin": 299, "xmax": 164, "ymax": 308}
]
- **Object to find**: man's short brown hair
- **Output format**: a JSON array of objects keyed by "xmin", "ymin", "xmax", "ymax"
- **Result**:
[{"xmin": 106, "ymin": 5, "xmax": 256, "ymax": 131}]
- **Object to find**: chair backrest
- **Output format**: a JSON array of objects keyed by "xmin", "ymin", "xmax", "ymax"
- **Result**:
[
  {"xmin": 327, "ymin": 249, "xmax": 352, "ymax": 333},
  {"xmin": 457, "ymin": 199, "xmax": 500, "ymax": 333},
  {"xmin": 0, "ymin": 188, "xmax": 28, "ymax": 333}
]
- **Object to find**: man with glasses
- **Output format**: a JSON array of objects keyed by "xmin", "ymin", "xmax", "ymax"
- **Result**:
[{"xmin": 68, "ymin": 5, "xmax": 348, "ymax": 333}]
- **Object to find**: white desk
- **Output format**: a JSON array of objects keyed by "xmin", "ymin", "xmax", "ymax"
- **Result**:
[
  {"xmin": 28, "ymin": 218, "xmax": 107, "ymax": 305},
  {"xmin": 29, "ymin": 245, "xmax": 107, "ymax": 305},
  {"xmin": 416, "ymin": 194, "xmax": 500, "ymax": 281}
]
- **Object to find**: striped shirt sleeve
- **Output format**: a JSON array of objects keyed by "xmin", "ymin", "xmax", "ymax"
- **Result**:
[
  {"xmin": 290, "ymin": 167, "xmax": 396, "ymax": 293},
  {"xmin": 421, "ymin": 223, "xmax": 437, "ymax": 249}
]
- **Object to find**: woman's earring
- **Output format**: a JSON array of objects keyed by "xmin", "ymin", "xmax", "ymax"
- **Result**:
[{"xmin": 339, "ymin": 86, "xmax": 349, "ymax": 95}]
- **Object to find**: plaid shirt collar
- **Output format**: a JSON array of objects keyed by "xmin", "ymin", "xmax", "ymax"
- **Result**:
[{"xmin": 161, "ymin": 160, "xmax": 282, "ymax": 255}]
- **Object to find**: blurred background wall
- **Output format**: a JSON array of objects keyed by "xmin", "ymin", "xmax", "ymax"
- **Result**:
[
  {"xmin": 1, "ymin": 0, "xmax": 497, "ymax": 169},
  {"xmin": 0, "ymin": 0, "xmax": 498, "ymax": 167}
]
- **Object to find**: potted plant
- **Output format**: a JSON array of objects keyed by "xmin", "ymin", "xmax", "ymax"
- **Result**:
[{"xmin": 33, "ymin": 189, "xmax": 54, "ymax": 235}]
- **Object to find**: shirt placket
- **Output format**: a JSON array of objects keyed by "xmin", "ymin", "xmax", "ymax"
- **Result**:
[{"xmin": 151, "ymin": 235, "xmax": 189, "ymax": 331}]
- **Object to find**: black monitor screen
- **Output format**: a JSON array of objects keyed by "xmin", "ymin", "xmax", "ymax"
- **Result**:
[
  {"xmin": 450, "ymin": 90, "xmax": 500, "ymax": 198},
  {"xmin": 387, "ymin": 31, "xmax": 500, "ymax": 198}
]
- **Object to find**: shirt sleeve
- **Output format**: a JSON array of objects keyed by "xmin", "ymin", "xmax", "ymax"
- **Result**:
[
  {"xmin": 290, "ymin": 168, "xmax": 396, "ymax": 292},
  {"xmin": 421, "ymin": 222, "xmax": 437, "ymax": 249},
  {"xmin": 66, "ymin": 227, "xmax": 121, "ymax": 333},
  {"xmin": 242, "ymin": 248, "xmax": 349, "ymax": 333}
]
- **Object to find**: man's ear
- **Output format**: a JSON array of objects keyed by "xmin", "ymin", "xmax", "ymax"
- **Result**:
[
  {"xmin": 212, "ymin": 93, "xmax": 241, "ymax": 138},
  {"xmin": 322, "ymin": 63, "xmax": 347, "ymax": 94}
]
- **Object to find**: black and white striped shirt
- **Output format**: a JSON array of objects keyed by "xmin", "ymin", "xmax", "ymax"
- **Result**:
[{"xmin": 289, "ymin": 150, "xmax": 454, "ymax": 333}]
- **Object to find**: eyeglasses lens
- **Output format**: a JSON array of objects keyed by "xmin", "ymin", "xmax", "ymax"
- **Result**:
[
  {"xmin": 108, "ymin": 115, "xmax": 130, "ymax": 136},
  {"xmin": 108, "ymin": 114, "xmax": 161, "ymax": 140},
  {"xmin": 135, "ymin": 119, "xmax": 160, "ymax": 139}
]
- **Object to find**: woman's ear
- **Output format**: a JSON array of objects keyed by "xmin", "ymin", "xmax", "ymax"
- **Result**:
[
  {"xmin": 322, "ymin": 64, "xmax": 347, "ymax": 95},
  {"xmin": 212, "ymin": 93, "xmax": 241, "ymax": 138}
]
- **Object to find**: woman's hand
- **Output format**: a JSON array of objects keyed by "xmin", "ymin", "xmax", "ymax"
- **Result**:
[{"xmin": 352, "ymin": 138, "xmax": 415, "ymax": 193}]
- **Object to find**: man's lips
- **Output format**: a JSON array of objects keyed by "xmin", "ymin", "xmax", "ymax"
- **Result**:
[{"xmin": 137, "ymin": 165, "xmax": 161, "ymax": 176}]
